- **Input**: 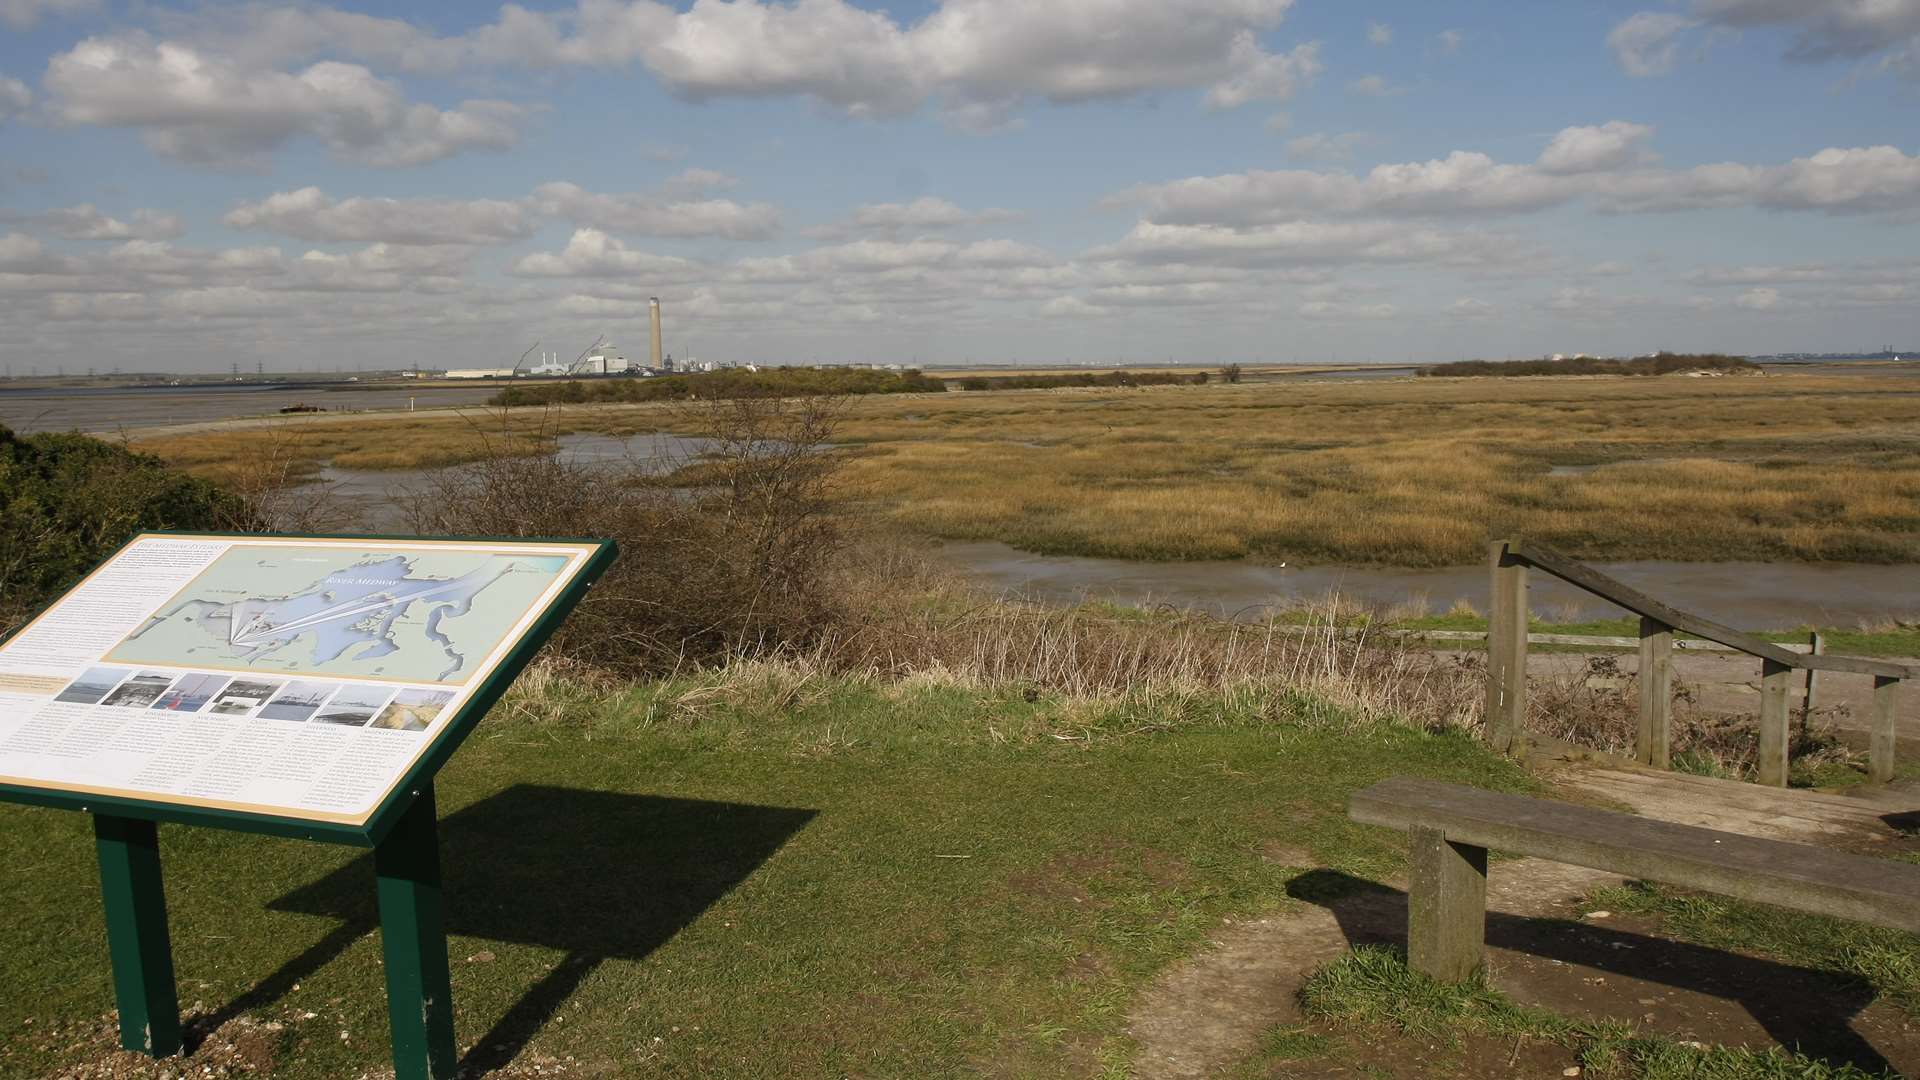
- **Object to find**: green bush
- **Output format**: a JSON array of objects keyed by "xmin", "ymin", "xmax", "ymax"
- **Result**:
[
  {"xmin": 491, "ymin": 366, "xmax": 948, "ymax": 407},
  {"xmin": 1421, "ymin": 353, "xmax": 1759, "ymax": 378},
  {"xmin": 955, "ymin": 370, "xmax": 1208, "ymax": 391},
  {"xmin": 1, "ymin": 426, "xmax": 245, "ymax": 633}
]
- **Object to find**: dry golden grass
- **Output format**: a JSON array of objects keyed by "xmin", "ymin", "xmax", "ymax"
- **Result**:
[{"xmin": 131, "ymin": 372, "xmax": 1920, "ymax": 566}]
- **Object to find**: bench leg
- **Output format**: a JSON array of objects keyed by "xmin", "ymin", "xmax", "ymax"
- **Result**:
[{"xmin": 1407, "ymin": 826, "xmax": 1487, "ymax": 983}]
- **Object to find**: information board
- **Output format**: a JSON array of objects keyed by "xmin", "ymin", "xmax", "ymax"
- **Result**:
[{"xmin": 0, "ymin": 533, "xmax": 612, "ymax": 839}]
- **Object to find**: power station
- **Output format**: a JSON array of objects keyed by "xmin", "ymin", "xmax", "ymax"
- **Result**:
[{"xmin": 446, "ymin": 297, "xmax": 733, "ymax": 378}]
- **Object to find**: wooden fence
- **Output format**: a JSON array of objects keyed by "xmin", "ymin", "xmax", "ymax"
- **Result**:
[{"xmin": 1484, "ymin": 539, "xmax": 1912, "ymax": 786}]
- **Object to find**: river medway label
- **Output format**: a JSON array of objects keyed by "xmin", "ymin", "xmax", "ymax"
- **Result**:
[{"xmin": 0, "ymin": 534, "xmax": 601, "ymax": 826}]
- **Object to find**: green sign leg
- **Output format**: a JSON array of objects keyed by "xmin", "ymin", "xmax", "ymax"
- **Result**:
[
  {"xmin": 375, "ymin": 783, "xmax": 457, "ymax": 1080},
  {"xmin": 93, "ymin": 814, "xmax": 182, "ymax": 1058}
]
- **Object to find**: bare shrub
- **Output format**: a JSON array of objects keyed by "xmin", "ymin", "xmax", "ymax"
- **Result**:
[
  {"xmin": 398, "ymin": 396, "xmax": 852, "ymax": 675},
  {"xmin": 209, "ymin": 424, "xmax": 362, "ymax": 534},
  {"xmin": 1514, "ymin": 653, "xmax": 1859, "ymax": 779},
  {"xmin": 809, "ymin": 575, "xmax": 1487, "ymax": 734}
]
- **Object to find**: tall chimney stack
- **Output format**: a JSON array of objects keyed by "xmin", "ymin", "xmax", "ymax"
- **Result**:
[{"xmin": 649, "ymin": 297, "xmax": 664, "ymax": 370}]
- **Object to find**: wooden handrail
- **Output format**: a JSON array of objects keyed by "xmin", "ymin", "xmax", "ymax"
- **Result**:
[
  {"xmin": 1500, "ymin": 539, "xmax": 1914, "ymax": 680},
  {"xmin": 1487, "ymin": 538, "xmax": 1909, "ymax": 786}
]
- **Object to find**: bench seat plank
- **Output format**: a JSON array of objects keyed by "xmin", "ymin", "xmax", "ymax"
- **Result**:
[{"xmin": 1350, "ymin": 776, "xmax": 1920, "ymax": 934}]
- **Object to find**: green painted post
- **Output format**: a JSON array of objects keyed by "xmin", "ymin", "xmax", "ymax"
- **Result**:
[
  {"xmin": 375, "ymin": 783, "xmax": 458, "ymax": 1080},
  {"xmin": 93, "ymin": 814, "xmax": 182, "ymax": 1058}
]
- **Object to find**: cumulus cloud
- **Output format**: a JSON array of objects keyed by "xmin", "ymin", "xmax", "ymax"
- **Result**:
[
  {"xmin": 1536, "ymin": 121, "xmax": 1657, "ymax": 175},
  {"xmin": 512, "ymin": 229, "xmax": 701, "ymax": 277},
  {"xmin": 1367, "ymin": 21, "xmax": 1392, "ymax": 46},
  {"xmin": 1347, "ymin": 74, "xmax": 1402, "ymax": 97},
  {"xmin": 1108, "ymin": 126, "xmax": 1920, "ymax": 223},
  {"xmin": 157, "ymin": 0, "xmax": 1322, "ymax": 129},
  {"xmin": 1612, "ymin": 1, "xmax": 1920, "ymax": 78},
  {"xmin": 43, "ymin": 205, "xmax": 186, "ymax": 241},
  {"xmin": 0, "ymin": 76, "xmax": 30, "ymax": 122},
  {"xmin": 1436, "ymin": 29, "xmax": 1466, "ymax": 54},
  {"xmin": 805, "ymin": 196, "xmax": 1020, "ymax": 239},
  {"xmin": 1608, "ymin": 12, "xmax": 1698, "ymax": 76},
  {"xmin": 1285, "ymin": 131, "xmax": 1369, "ymax": 163},
  {"xmin": 1449, "ymin": 297, "xmax": 1497, "ymax": 318},
  {"xmin": 43, "ymin": 37, "xmax": 524, "ymax": 168},
  {"xmin": 1734, "ymin": 286, "xmax": 1782, "ymax": 309},
  {"xmin": 224, "ymin": 188, "xmax": 535, "ymax": 245},
  {"xmin": 530, "ymin": 181, "xmax": 781, "ymax": 240},
  {"xmin": 0, "ymin": 0, "xmax": 95, "ymax": 30},
  {"xmin": 1090, "ymin": 220, "xmax": 1518, "ymax": 270}
]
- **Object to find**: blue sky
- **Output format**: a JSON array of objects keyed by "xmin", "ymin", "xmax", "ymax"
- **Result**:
[{"xmin": 0, "ymin": 0, "xmax": 1916, "ymax": 373}]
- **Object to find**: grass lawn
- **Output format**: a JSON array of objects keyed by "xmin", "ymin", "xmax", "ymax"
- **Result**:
[{"xmin": 0, "ymin": 670, "xmax": 1529, "ymax": 1078}]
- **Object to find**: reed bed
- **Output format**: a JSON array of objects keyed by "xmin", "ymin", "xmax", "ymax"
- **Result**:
[{"xmin": 131, "ymin": 371, "xmax": 1920, "ymax": 566}]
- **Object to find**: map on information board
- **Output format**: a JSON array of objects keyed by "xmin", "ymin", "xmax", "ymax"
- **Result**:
[
  {"xmin": 0, "ymin": 534, "xmax": 610, "ymax": 834},
  {"xmin": 107, "ymin": 547, "xmax": 575, "ymax": 685}
]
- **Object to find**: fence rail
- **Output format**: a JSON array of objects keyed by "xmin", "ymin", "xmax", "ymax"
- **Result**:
[{"xmin": 1485, "ymin": 539, "xmax": 1912, "ymax": 786}]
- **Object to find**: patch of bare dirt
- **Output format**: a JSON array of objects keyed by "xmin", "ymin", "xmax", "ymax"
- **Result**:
[
  {"xmin": 25, "ymin": 1010, "xmax": 288, "ymax": 1079},
  {"xmin": 1129, "ymin": 859, "xmax": 1618, "ymax": 1079},
  {"xmin": 1131, "ymin": 847, "xmax": 1920, "ymax": 1078}
]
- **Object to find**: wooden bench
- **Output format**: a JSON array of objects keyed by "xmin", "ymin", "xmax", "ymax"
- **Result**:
[{"xmin": 1349, "ymin": 776, "xmax": 1920, "ymax": 982}]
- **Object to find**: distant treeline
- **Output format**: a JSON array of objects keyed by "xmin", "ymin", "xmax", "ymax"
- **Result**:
[
  {"xmin": 491, "ymin": 367, "xmax": 949, "ymax": 407},
  {"xmin": 1421, "ymin": 353, "xmax": 1760, "ymax": 378},
  {"xmin": 954, "ymin": 371, "xmax": 1209, "ymax": 391}
]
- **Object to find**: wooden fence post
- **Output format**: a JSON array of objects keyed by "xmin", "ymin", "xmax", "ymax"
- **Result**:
[
  {"xmin": 1802, "ymin": 631, "xmax": 1824, "ymax": 734},
  {"xmin": 1638, "ymin": 617, "xmax": 1673, "ymax": 769},
  {"xmin": 1758, "ymin": 659, "xmax": 1793, "ymax": 787},
  {"xmin": 1871, "ymin": 676, "xmax": 1900, "ymax": 784},
  {"xmin": 1484, "ymin": 540, "xmax": 1528, "ymax": 755}
]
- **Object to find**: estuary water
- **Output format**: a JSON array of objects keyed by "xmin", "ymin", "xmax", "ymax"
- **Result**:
[{"xmin": 938, "ymin": 541, "xmax": 1919, "ymax": 631}]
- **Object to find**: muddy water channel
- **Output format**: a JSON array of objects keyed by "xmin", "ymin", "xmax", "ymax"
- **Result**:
[
  {"xmin": 306, "ymin": 432, "xmax": 718, "ymax": 528},
  {"xmin": 299, "ymin": 431, "xmax": 1917, "ymax": 630},
  {"xmin": 940, "ymin": 541, "xmax": 1919, "ymax": 631}
]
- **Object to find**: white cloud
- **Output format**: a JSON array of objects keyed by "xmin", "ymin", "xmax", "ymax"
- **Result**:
[
  {"xmin": 1265, "ymin": 111, "xmax": 1292, "ymax": 133},
  {"xmin": 1686, "ymin": 263, "xmax": 1830, "ymax": 285},
  {"xmin": 43, "ymin": 37, "xmax": 523, "ymax": 168},
  {"xmin": 1734, "ymin": 286, "xmax": 1782, "ymax": 309},
  {"xmin": 1693, "ymin": 0, "xmax": 1920, "ymax": 66},
  {"xmin": 1285, "ymin": 131, "xmax": 1369, "ymax": 163},
  {"xmin": 1110, "ymin": 128, "xmax": 1920, "ymax": 223},
  {"xmin": 512, "ymin": 229, "xmax": 700, "ymax": 278},
  {"xmin": 1597, "ymin": 145, "xmax": 1920, "ymax": 213},
  {"xmin": 0, "ymin": 0, "xmax": 95, "ymax": 30},
  {"xmin": 224, "ymin": 188, "xmax": 535, "ymax": 245},
  {"xmin": 161, "ymin": 0, "xmax": 1322, "ymax": 129},
  {"xmin": 1436, "ymin": 29, "xmax": 1466, "ymax": 54},
  {"xmin": 1449, "ymin": 297, "xmax": 1497, "ymax": 318},
  {"xmin": 530, "ymin": 181, "xmax": 781, "ymax": 240},
  {"xmin": 1347, "ymin": 74, "xmax": 1402, "ymax": 97},
  {"xmin": 1301, "ymin": 299, "xmax": 1396, "ymax": 320},
  {"xmin": 0, "ymin": 76, "xmax": 30, "ymax": 121},
  {"xmin": 42, "ymin": 205, "xmax": 186, "ymax": 241},
  {"xmin": 1536, "ymin": 121, "xmax": 1656, "ymax": 175},
  {"xmin": 0, "ymin": 232, "xmax": 78, "ymax": 274},
  {"xmin": 1091, "ymin": 220, "xmax": 1518, "ymax": 270},
  {"xmin": 1612, "ymin": 2, "xmax": 1920, "ymax": 78},
  {"xmin": 637, "ymin": 142, "xmax": 689, "ymax": 163},
  {"xmin": 1203, "ymin": 41, "xmax": 1323, "ymax": 110},
  {"xmin": 1367, "ymin": 21, "xmax": 1392, "ymax": 46},
  {"xmin": 805, "ymin": 196, "xmax": 1020, "ymax": 239},
  {"xmin": 1608, "ymin": 12, "xmax": 1698, "ymax": 76}
]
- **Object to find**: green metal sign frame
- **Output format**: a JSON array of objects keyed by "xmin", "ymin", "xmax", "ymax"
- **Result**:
[{"xmin": 0, "ymin": 531, "xmax": 617, "ymax": 1079}]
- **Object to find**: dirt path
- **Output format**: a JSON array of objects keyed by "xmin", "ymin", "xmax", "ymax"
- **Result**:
[{"xmin": 1127, "ymin": 768, "xmax": 1920, "ymax": 1079}]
